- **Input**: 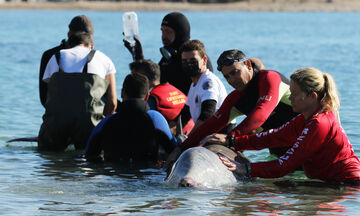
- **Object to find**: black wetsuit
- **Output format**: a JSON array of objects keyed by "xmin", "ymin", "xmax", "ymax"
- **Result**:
[
  {"xmin": 85, "ymin": 99, "xmax": 172, "ymax": 163},
  {"xmin": 159, "ymin": 12, "xmax": 213, "ymax": 95},
  {"xmin": 39, "ymin": 39, "xmax": 67, "ymax": 107}
]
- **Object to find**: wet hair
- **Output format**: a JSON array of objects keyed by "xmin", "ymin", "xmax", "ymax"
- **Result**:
[
  {"xmin": 67, "ymin": 32, "xmax": 94, "ymax": 47},
  {"xmin": 179, "ymin": 39, "xmax": 206, "ymax": 58},
  {"xmin": 122, "ymin": 73, "xmax": 149, "ymax": 99},
  {"xmin": 217, "ymin": 49, "xmax": 246, "ymax": 71},
  {"xmin": 129, "ymin": 59, "xmax": 160, "ymax": 82},
  {"xmin": 290, "ymin": 67, "xmax": 340, "ymax": 117}
]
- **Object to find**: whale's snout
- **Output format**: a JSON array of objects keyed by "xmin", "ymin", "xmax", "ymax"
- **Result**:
[{"xmin": 179, "ymin": 177, "xmax": 197, "ymax": 187}]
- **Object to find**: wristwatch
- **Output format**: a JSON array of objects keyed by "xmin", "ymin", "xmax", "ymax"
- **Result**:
[{"xmin": 226, "ymin": 134, "xmax": 236, "ymax": 148}]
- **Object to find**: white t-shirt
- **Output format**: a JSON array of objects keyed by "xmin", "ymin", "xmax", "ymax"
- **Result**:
[
  {"xmin": 43, "ymin": 46, "xmax": 116, "ymax": 82},
  {"xmin": 186, "ymin": 69, "xmax": 228, "ymax": 122}
]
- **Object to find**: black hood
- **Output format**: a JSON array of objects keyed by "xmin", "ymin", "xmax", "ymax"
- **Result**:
[{"xmin": 161, "ymin": 12, "xmax": 190, "ymax": 50}]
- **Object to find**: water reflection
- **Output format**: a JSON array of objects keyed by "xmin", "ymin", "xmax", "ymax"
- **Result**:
[
  {"xmin": 211, "ymin": 179, "xmax": 360, "ymax": 215},
  {"xmin": 34, "ymin": 150, "xmax": 164, "ymax": 181}
]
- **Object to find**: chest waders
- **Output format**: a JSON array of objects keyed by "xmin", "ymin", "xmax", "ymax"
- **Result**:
[{"xmin": 38, "ymin": 50, "xmax": 109, "ymax": 151}]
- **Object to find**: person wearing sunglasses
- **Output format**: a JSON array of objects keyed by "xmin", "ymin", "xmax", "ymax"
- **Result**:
[
  {"xmin": 217, "ymin": 68, "xmax": 360, "ymax": 186},
  {"xmin": 165, "ymin": 49, "xmax": 297, "ymax": 168}
]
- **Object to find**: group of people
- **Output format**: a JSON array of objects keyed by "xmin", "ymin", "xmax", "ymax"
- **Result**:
[{"xmin": 38, "ymin": 13, "xmax": 360, "ymax": 186}]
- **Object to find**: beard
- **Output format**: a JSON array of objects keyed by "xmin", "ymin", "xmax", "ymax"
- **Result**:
[{"xmin": 162, "ymin": 38, "xmax": 172, "ymax": 47}]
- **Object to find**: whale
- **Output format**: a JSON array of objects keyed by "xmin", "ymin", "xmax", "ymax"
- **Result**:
[{"xmin": 165, "ymin": 144, "xmax": 250, "ymax": 187}]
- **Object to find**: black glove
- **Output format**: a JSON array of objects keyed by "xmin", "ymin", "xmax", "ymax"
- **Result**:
[{"xmin": 123, "ymin": 36, "xmax": 144, "ymax": 61}]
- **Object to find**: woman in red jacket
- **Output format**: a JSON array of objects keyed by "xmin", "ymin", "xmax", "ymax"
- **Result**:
[{"xmin": 206, "ymin": 67, "xmax": 360, "ymax": 185}]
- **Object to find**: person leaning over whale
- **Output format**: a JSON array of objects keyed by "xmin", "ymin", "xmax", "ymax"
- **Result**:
[
  {"xmin": 38, "ymin": 15, "xmax": 117, "ymax": 151},
  {"xmin": 85, "ymin": 73, "xmax": 180, "ymax": 163},
  {"xmin": 215, "ymin": 67, "xmax": 360, "ymax": 186},
  {"xmin": 165, "ymin": 49, "xmax": 298, "ymax": 167}
]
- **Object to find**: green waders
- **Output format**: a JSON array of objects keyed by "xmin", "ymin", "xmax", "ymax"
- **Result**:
[{"xmin": 38, "ymin": 50, "xmax": 109, "ymax": 151}]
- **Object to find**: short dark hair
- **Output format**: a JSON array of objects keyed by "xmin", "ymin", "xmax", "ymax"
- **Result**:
[
  {"xmin": 67, "ymin": 32, "xmax": 94, "ymax": 48},
  {"xmin": 217, "ymin": 49, "xmax": 246, "ymax": 71},
  {"xmin": 122, "ymin": 73, "xmax": 149, "ymax": 99},
  {"xmin": 129, "ymin": 59, "xmax": 160, "ymax": 82},
  {"xmin": 179, "ymin": 39, "xmax": 206, "ymax": 58},
  {"xmin": 68, "ymin": 15, "xmax": 94, "ymax": 35}
]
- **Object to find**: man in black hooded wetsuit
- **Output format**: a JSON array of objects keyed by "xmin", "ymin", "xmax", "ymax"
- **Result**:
[{"xmin": 124, "ymin": 12, "xmax": 213, "ymax": 95}]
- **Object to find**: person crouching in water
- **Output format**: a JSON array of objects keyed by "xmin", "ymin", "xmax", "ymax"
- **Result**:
[
  {"xmin": 38, "ymin": 15, "xmax": 117, "ymax": 151},
  {"xmin": 85, "ymin": 73, "xmax": 177, "ymax": 163},
  {"xmin": 213, "ymin": 67, "xmax": 360, "ymax": 186}
]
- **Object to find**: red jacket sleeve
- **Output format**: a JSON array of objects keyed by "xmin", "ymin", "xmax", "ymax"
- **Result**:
[
  {"xmin": 231, "ymin": 71, "xmax": 283, "ymax": 136},
  {"xmin": 235, "ymin": 114, "xmax": 303, "ymax": 151},
  {"xmin": 243, "ymin": 117, "xmax": 326, "ymax": 178},
  {"xmin": 180, "ymin": 90, "xmax": 243, "ymax": 150}
]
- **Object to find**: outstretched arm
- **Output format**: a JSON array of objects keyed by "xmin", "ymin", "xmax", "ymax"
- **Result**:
[{"xmin": 123, "ymin": 36, "xmax": 144, "ymax": 61}]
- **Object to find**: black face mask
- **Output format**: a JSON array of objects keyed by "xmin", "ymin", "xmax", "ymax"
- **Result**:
[{"xmin": 182, "ymin": 59, "xmax": 201, "ymax": 77}]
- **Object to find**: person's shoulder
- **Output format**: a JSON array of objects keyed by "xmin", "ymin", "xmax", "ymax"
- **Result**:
[
  {"xmin": 307, "ymin": 111, "xmax": 334, "ymax": 132},
  {"xmin": 41, "ymin": 40, "xmax": 66, "ymax": 57},
  {"xmin": 259, "ymin": 70, "xmax": 281, "ymax": 77},
  {"xmin": 93, "ymin": 50, "xmax": 114, "ymax": 63},
  {"xmin": 147, "ymin": 109, "xmax": 163, "ymax": 118}
]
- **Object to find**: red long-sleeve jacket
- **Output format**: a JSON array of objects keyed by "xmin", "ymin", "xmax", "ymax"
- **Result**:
[
  {"xmin": 180, "ymin": 70, "xmax": 297, "ymax": 150},
  {"xmin": 236, "ymin": 109, "xmax": 360, "ymax": 182}
]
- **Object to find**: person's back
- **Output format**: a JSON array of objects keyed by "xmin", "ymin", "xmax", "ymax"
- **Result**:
[
  {"xmin": 38, "ymin": 15, "xmax": 117, "ymax": 151},
  {"xmin": 85, "ymin": 73, "xmax": 171, "ymax": 163},
  {"xmin": 102, "ymin": 99, "xmax": 158, "ymax": 162},
  {"xmin": 301, "ymin": 110, "xmax": 360, "ymax": 182}
]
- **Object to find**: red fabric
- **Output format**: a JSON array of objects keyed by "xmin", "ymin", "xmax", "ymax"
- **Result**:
[
  {"xmin": 236, "ymin": 109, "xmax": 360, "ymax": 182},
  {"xmin": 180, "ymin": 90, "xmax": 243, "ymax": 150},
  {"xmin": 150, "ymin": 83, "xmax": 187, "ymax": 122},
  {"xmin": 181, "ymin": 70, "xmax": 286, "ymax": 150},
  {"xmin": 231, "ymin": 71, "xmax": 282, "ymax": 136}
]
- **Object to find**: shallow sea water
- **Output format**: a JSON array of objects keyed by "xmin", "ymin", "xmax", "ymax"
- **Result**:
[{"xmin": 0, "ymin": 10, "xmax": 360, "ymax": 215}]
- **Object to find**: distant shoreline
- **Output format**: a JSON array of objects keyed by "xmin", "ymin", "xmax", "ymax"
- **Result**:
[{"xmin": 1, "ymin": 0, "xmax": 360, "ymax": 12}]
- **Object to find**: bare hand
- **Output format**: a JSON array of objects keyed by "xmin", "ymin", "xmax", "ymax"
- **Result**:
[
  {"xmin": 218, "ymin": 153, "xmax": 247, "ymax": 176},
  {"xmin": 199, "ymin": 133, "xmax": 228, "ymax": 146}
]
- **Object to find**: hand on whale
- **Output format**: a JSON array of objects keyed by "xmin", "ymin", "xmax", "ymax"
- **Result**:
[
  {"xmin": 218, "ymin": 154, "xmax": 248, "ymax": 176},
  {"xmin": 165, "ymin": 144, "xmax": 250, "ymax": 188}
]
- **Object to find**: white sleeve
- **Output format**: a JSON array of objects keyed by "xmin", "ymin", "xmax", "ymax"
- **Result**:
[
  {"xmin": 42, "ymin": 55, "xmax": 59, "ymax": 82},
  {"xmin": 200, "ymin": 78, "xmax": 219, "ymax": 103},
  {"xmin": 106, "ymin": 59, "xmax": 116, "ymax": 76},
  {"xmin": 100, "ymin": 52, "xmax": 116, "ymax": 76}
]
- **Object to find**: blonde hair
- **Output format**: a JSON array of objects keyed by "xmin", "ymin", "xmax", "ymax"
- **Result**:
[{"xmin": 290, "ymin": 67, "xmax": 340, "ymax": 119}]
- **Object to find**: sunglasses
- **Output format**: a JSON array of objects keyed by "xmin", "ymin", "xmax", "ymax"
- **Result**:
[{"xmin": 217, "ymin": 57, "xmax": 247, "ymax": 71}]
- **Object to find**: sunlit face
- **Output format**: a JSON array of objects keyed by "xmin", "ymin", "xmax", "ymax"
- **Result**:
[
  {"xmin": 289, "ymin": 80, "xmax": 313, "ymax": 114},
  {"xmin": 181, "ymin": 50, "xmax": 206, "ymax": 72},
  {"xmin": 161, "ymin": 25, "xmax": 175, "ymax": 46},
  {"xmin": 221, "ymin": 60, "xmax": 253, "ymax": 91}
]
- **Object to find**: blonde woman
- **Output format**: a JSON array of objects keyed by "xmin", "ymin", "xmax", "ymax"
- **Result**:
[{"xmin": 208, "ymin": 67, "xmax": 360, "ymax": 185}]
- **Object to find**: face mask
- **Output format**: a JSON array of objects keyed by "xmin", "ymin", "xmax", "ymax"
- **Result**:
[{"xmin": 182, "ymin": 59, "xmax": 201, "ymax": 77}]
